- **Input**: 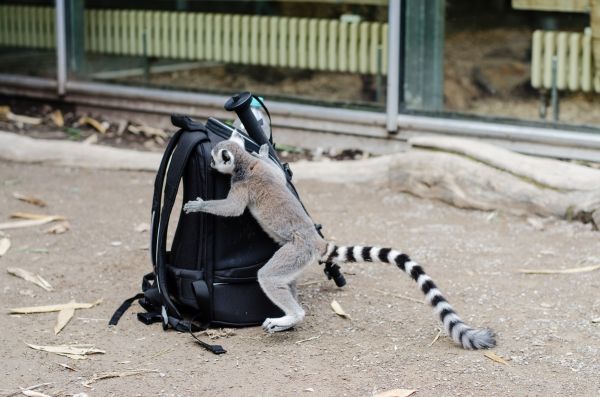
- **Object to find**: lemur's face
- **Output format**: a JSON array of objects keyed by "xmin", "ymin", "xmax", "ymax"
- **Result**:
[{"xmin": 210, "ymin": 130, "xmax": 246, "ymax": 174}]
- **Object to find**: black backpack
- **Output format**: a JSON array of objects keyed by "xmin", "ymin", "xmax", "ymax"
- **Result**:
[{"xmin": 110, "ymin": 93, "xmax": 344, "ymax": 354}]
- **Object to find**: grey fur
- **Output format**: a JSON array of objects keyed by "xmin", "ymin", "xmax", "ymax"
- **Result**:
[{"xmin": 183, "ymin": 131, "xmax": 496, "ymax": 349}]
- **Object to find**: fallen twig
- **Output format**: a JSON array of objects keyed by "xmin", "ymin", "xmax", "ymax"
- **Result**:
[
  {"xmin": 516, "ymin": 264, "xmax": 600, "ymax": 275},
  {"xmin": 428, "ymin": 329, "xmax": 442, "ymax": 347},
  {"xmin": 82, "ymin": 369, "xmax": 159, "ymax": 387},
  {"xmin": 484, "ymin": 351, "xmax": 509, "ymax": 365},
  {"xmin": 295, "ymin": 334, "xmax": 322, "ymax": 344}
]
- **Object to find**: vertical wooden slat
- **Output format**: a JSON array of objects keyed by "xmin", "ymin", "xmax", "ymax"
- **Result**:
[
  {"xmin": 108, "ymin": 10, "xmax": 117, "ymax": 54},
  {"xmin": 89, "ymin": 10, "xmax": 98, "ymax": 52},
  {"xmin": 328, "ymin": 20, "xmax": 337, "ymax": 71},
  {"xmin": 259, "ymin": 16, "xmax": 268, "ymax": 65},
  {"xmin": 214, "ymin": 14, "xmax": 223, "ymax": 61},
  {"xmin": 359, "ymin": 22, "xmax": 369, "ymax": 73},
  {"xmin": 232, "ymin": 15, "xmax": 241, "ymax": 63},
  {"xmin": 338, "ymin": 21, "xmax": 348, "ymax": 72},
  {"xmin": 279, "ymin": 17, "xmax": 288, "ymax": 67},
  {"xmin": 169, "ymin": 12, "xmax": 178, "ymax": 58},
  {"xmin": 146, "ymin": 11, "xmax": 156, "ymax": 57},
  {"xmin": 195, "ymin": 13, "xmax": 204, "ymax": 60},
  {"xmin": 241, "ymin": 15, "xmax": 250, "ymax": 64},
  {"xmin": 298, "ymin": 18, "xmax": 308, "ymax": 69},
  {"xmin": 121, "ymin": 11, "xmax": 130, "ymax": 55},
  {"xmin": 223, "ymin": 14, "xmax": 232, "ymax": 62},
  {"xmin": 114, "ymin": 10, "xmax": 122, "ymax": 55},
  {"xmin": 160, "ymin": 12, "xmax": 169, "ymax": 58},
  {"xmin": 556, "ymin": 31, "xmax": 567, "ymax": 89},
  {"xmin": 531, "ymin": 30, "xmax": 542, "ymax": 88},
  {"xmin": 187, "ymin": 13, "xmax": 196, "ymax": 60},
  {"xmin": 15, "ymin": 6, "xmax": 24, "ymax": 47},
  {"xmin": 24, "ymin": 6, "xmax": 33, "ymax": 48},
  {"xmin": 250, "ymin": 16, "xmax": 259, "ymax": 64},
  {"xmin": 0, "ymin": 6, "xmax": 7, "ymax": 46},
  {"xmin": 7, "ymin": 6, "xmax": 16, "ymax": 46},
  {"xmin": 568, "ymin": 32, "xmax": 580, "ymax": 91},
  {"xmin": 318, "ymin": 19, "xmax": 327, "ymax": 70},
  {"xmin": 381, "ymin": 23, "xmax": 388, "ymax": 75},
  {"xmin": 47, "ymin": 6, "xmax": 55, "ymax": 49},
  {"xmin": 369, "ymin": 23, "xmax": 379, "ymax": 74},
  {"xmin": 133, "ymin": 11, "xmax": 142, "ymax": 55},
  {"xmin": 582, "ymin": 28, "xmax": 592, "ymax": 92},
  {"xmin": 269, "ymin": 17, "xmax": 278, "ymax": 66},
  {"xmin": 205, "ymin": 13, "xmax": 213, "ymax": 60},
  {"xmin": 32, "ymin": 6, "xmax": 41, "ymax": 48},
  {"xmin": 348, "ymin": 21, "xmax": 358, "ymax": 73},
  {"xmin": 543, "ymin": 31, "xmax": 555, "ymax": 89},
  {"xmin": 308, "ymin": 19, "xmax": 317, "ymax": 69},
  {"xmin": 178, "ymin": 13, "xmax": 186, "ymax": 58},
  {"xmin": 289, "ymin": 17, "xmax": 298, "ymax": 68},
  {"xmin": 98, "ymin": 10, "xmax": 107, "ymax": 53}
]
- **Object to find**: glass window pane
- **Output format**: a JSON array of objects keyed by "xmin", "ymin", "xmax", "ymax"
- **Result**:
[
  {"xmin": 70, "ymin": 1, "xmax": 388, "ymax": 109},
  {"xmin": 0, "ymin": 1, "xmax": 56, "ymax": 78}
]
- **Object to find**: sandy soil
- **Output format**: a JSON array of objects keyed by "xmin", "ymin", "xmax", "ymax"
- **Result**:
[{"xmin": 1, "ymin": 159, "xmax": 600, "ymax": 396}]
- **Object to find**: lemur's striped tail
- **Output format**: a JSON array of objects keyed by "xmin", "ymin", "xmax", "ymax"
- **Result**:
[{"xmin": 321, "ymin": 243, "xmax": 496, "ymax": 350}]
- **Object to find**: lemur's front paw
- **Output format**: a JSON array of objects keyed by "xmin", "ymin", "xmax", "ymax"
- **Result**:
[
  {"xmin": 262, "ymin": 316, "xmax": 299, "ymax": 333},
  {"xmin": 183, "ymin": 197, "xmax": 204, "ymax": 213}
]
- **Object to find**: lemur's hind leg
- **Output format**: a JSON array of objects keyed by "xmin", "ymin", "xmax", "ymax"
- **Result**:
[{"xmin": 259, "ymin": 241, "xmax": 315, "ymax": 333}]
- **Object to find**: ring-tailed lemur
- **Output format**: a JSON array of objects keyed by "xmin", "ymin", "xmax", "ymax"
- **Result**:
[{"xmin": 183, "ymin": 131, "xmax": 496, "ymax": 349}]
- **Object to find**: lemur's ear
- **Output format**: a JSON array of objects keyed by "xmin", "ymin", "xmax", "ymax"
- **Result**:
[
  {"xmin": 221, "ymin": 149, "xmax": 231, "ymax": 163},
  {"xmin": 229, "ymin": 130, "xmax": 245, "ymax": 148}
]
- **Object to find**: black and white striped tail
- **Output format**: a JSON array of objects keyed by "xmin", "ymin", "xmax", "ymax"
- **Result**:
[{"xmin": 321, "ymin": 243, "xmax": 496, "ymax": 350}]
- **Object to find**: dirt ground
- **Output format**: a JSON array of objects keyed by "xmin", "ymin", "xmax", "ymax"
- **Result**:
[{"xmin": 1, "ymin": 158, "xmax": 600, "ymax": 397}]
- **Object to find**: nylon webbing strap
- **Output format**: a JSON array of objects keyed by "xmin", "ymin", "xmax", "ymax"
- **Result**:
[
  {"xmin": 156, "ymin": 131, "xmax": 208, "ymax": 319},
  {"xmin": 108, "ymin": 293, "xmax": 144, "ymax": 326}
]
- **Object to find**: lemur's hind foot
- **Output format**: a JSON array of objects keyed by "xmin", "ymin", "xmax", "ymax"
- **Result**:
[{"xmin": 262, "ymin": 315, "xmax": 301, "ymax": 333}]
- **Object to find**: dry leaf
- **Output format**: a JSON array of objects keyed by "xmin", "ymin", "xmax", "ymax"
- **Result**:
[
  {"xmin": 592, "ymin": 317, "xmax": 600, "ymax": 323},
  {"xmin": 7, "ymin": 267, "xmax": 53, "ymax": 291},
  {"xmin": 54, "ymin": 305, "xmax": 76, "ymax": 335},
  {"xmin": 21, "ymin": 389, "xmax": 52, "ymax": 397},
  {"xmin": 26, "ymin": 343, "xmax": 105, "ymax": 360},
  {"xmin": 45, "ymin": 222, "xmax": 70, "ymax": 234},
  {"xmin": 11, "ymin": 212, "xmax": 66, "ymax": 221},
  {"xmin": 83, "ymin": 369, "xmax": 158, "ymax": 386},
  {"xmin": 79, "ymin": 116, "xmax": 107, "ymax": 133},
  {"xmin": 517, "ymin": 264, "xmax": 600, "ymax": 274},
  {"xmin": 135, "ymin": 223, "xmax": 150, "ymax": 233},
  {"xmin": 330, "ymin": 300, "xmax": 351, "ymax": 319},
  {"xmin": 57, "ymin": 362, "xmax": 77, "ymax": 371},
  {"xmin": 0, "ymin": 213, "xmax": 66, "ymax": 231},
  {"xmin": 13, "ymin": 192, "xmax": 47, "ymax": 207},
  {"xmin": 82, "ymin": 133, "xmax": 98, "ymax": 145},
  {"xmin": 0, "ymin": 106, "xmax": 42, "ymax": 125},
  {"xmin": 0, "ymin": 237, "xmax": 10, "ymax": 256},
  {"xmin": 373, "ymin": 389, "xmax": 417, "ymax": 397},
  {"xmin": 128, "ymin": 124, "xmax": 167, "ymax": 139},
  {"xmin": 10, "ymin": 299, "xmax": 102, "ymax": 314},
  {"xmin": 484, "ymin": 351, "xmax": 509, "ymax": 365},
  {"xmin": 50, "ymin": 109, "xmax": 64, "ymax": 127}
]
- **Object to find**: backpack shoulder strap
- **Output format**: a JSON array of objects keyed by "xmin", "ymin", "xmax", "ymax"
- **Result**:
[{"xmin": 153, "ymin": 127, "xmax": 208, "ymax": 323}]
